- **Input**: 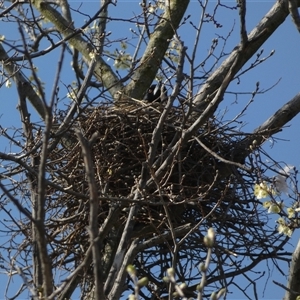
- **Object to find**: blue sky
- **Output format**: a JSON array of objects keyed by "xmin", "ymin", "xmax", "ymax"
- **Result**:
[{"xmin": 0, "ymin": 1, "xmax": 300, "ymax": 299}]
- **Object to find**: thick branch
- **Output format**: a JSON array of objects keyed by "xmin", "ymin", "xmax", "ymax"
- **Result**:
[
  {"xmin": 231, "ymin": 93, "xmax": 300, "ymax": 166},
  {"xmin": 125, "ymin": 0, "xmax": 190, "ymax": 99},
  {"xmin": 32, "ymin": 0, "xmax": 123, "ymax": 99},
  {"xmin": 238, "ymin": 0, "xmax": 248, "ymax": 46},
  {"xmin": 253, "ymin": 93, "xmax": 300, "ymax": 137},
  {"xmin": 289, "ymin": 0, "xmax": 300, "ymax": 32},
  {"xmin": 193, "ymin": 0, "xmax": 296, "ymax": 111},
  {"xmin": 284, "ymin": 238, "xmax": 300, "ymax": 300}
]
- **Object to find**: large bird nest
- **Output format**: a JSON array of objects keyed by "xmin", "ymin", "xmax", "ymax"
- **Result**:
[
  {"xmin": 43, "ymin": 99, "xmax": 283, "ymax": 295},
  {"xmin": 48, "ymin": 100, "xmax": 239, "ymax": 226}
]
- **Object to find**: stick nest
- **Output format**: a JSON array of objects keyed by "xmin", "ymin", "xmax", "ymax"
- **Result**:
[{"xmin": 45, "ymin": 100, "xmax": 272, "ymax": 290}]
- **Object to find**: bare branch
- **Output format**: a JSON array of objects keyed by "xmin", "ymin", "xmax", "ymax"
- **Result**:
[
  {"xmin": 95, "ymin": 0, "xmax": 112, "ymax": 55},
  {"xmin": 0, "ymin": 43, "xmax": 46, "ymax": 119},
  {"xmin": 35, "ymin": 114, "xmax": 54, "ymax": 297},
  {"xmin": 58, "ymin": 0, "xmax": 73, "ymax": 24},
  {"xmin": 50, "ymin": 57, "xmax": 97, "ymax": 151},
  {"xmin": 2, "ymin": 1, "xmax": 300, "ymax": 299},
  {"xmin": 194, "ymin": 136, "xmax": 251, "ymax": 172},
  {"xmin": 238, "ymin": 0, "xmax": 248, "ymax": 46},
  {"xmin": 283, "ymin": 238, "xmax": 300, "ymax": 300},
  {"xmin": 76, "ymin": 130, "xmax": 104, "ymax": 300},
  {"xmin": 289, "ymin": 0, "xmax": 300, "ymax": 32},
  {"xmin": 125, "ymin": 0, "xmax": 190, "ymax": 99},
  {"xmin": 193, "ymin": 0, "xmax": 293, "ymax": 111},
  {"xmin": 254, "ymin": 93, "xmax": 300, "ymax": 137},
  {"xmin": 31, "ymin": 0, "xmax": 123, "ymax": 98},
  {"xmin": 0, "ymin": 181, "xmax": 34, "ymax": 222}
]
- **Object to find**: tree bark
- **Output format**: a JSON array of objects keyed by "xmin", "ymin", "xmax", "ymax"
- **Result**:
[
  {"xmin": 125, "ymin": 0, "xmax": 190, "ymax": 99},
  {"xmin": 284, "ymin": 238, "xmax": 300, "ymax": 300}
]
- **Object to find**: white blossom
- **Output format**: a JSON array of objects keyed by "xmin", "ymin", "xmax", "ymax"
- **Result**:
[
  {"xmin": 274, "ymin": 175, "xmax": 288, "ymax": 194},
  {"xmin": 274, "ymin": 164, "xmax": 294, "ymax": 194},
  {"xmin": 254, "ymin": 182, "xmax": 269, "ymax": 199}
]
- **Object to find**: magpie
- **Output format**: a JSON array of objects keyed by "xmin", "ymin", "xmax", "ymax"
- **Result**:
[{"xmin": 144, "ymin": 82, "xmax": 167, "ymax": 102}]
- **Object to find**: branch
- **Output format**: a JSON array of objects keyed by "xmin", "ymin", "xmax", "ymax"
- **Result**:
[
  {"xmin": 76, "ymin": 130, "xmax": 104, "ymax": 300},
  {"xmin": 35, "ymin": 111, "xmax": 54, "ymax": 297},
  {"xmin": 231, "ymin": 92, "xmax": 300, "ymax": 169},
  {"xmin": 107, "ymin": 239, "xmax": 140, "ymax": 300},
  {"xmin": 95, "ymin": 0, "xmax": 111, "ymax": 55},
  {"xmin": 193, "ymin": 0, "xmax": 293, "ymax": 110},
  {"xmin": 125, "ymin": 0, "xmax": 190, "ymax": 99},
  {"xmin": 58, "ymin": 0, "xmax": 73, "ymax": 24},
  {"xmin": 283, "ymin": 238, "xmax": 300, "ymax": 300},
  {"xmin": 289, "ymin": 0, "xmax": 300, "ymax": 32},
  {"xmin": 104, "ymin": 205, "xmax": 139, "ymax": 295},
  {"xmin": 238, "ymin": 0, "xmax": 248, "ymax": 46},
  {"xmin": 53, "ymin": 57, "xmax": 97, "ymax": 138},
  {"xmin": 52, "ymin": 207, "xmax": 120, "ymax": 300},
  {"xmin": 0, "ymin": 43, "xmax": 46, "ymax": 119},
  {"xmin": 193, "ymin": 136, "xmax": 251, "ymax": 172},
  {"xmin": 253, "ymin": 93, "xmax": 300, "ymax": 137},
  {"xmin": 31, "ymin": 0, "xmax": 123, "ymax": 99},
  {"xmin": 0, "ymin": 181, "xmax": 34, "ymax": 222},
  {"xmin": 148, "ymin": 44, "xmax": 186, "ymax": 165},
  {"xmin": 104, "ymin": 164, "xmax": 152, "ymax": 296}
]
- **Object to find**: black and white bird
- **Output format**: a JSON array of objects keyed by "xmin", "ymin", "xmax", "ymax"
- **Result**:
[{"xmin": 144, "ymin": 82, "xmax": 167, "ymax": 103}]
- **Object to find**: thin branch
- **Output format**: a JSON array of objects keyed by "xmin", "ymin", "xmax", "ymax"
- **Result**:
[
  {"xmin": 0, "ymin": 181, "xmax": 35, "ymax": 223},
  {"xmin": 254, "ymin": 92, "xmax": 300, "ymax": 144},
  {"xmin": 76, "ymin": 130, "xmax": 104, "ymax": 300},
  {"xmin": 193, "ymin": 136, "xmax": 251, "ymax": 172},
  {"xmin": 49, "ymin": 44, "xmax": 66, "ymax": 108},
  {"xmin": 48, "ymin": 57, "xmax": 97, "ymax": 152},
  {"xmin": 35, "ymin": 111, "xmax": 54, "ymax": 297},
  {"xmin": 51, "ymin": 207, "xmax": 120, "ymax": 300},
  {"xmin": 0, "ymin": 43, "xmax": 46, "ymax": 119}
]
